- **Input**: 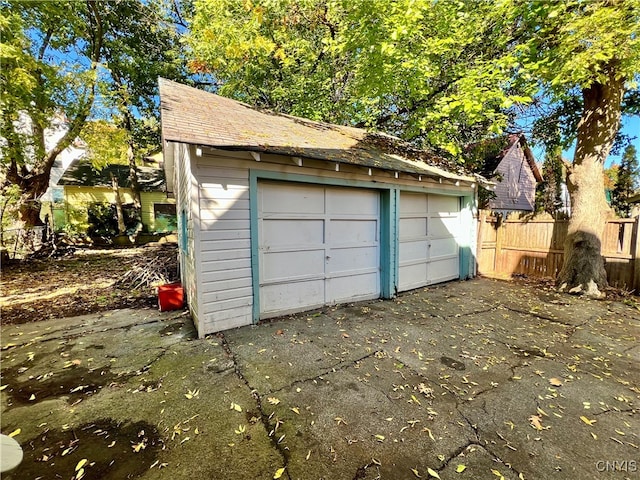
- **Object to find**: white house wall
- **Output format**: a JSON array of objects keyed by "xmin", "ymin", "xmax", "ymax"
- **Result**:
[
  {"xmin": 174, "ymin": 143, "xmax": 200, "ymax": 332},
  {"xmin": 190, "ymin": 148, "xmax": 476, "ymax": 337}
]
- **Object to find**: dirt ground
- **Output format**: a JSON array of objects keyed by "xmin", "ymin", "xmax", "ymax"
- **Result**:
[{"xmin": 1, "ymin": 244, "xmax": 178, "ymax": 325}]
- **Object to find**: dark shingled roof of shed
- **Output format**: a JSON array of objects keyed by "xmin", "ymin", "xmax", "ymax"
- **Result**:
[
  {"xmin": 158, "ymin": 78, "xmax": 474, "ymax": 182},
  {"xmin": 59, "ymin": 159, "xmax": 166, "ymax": 192}
]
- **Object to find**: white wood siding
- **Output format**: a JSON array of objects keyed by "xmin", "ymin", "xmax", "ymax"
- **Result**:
[
  {"xmin": 196, "ymin": 162, "xmax": 252, "ymax": 332},
  {"xmin": 174, "ymin": 143, "xmax": 200, "ymax": 331}
]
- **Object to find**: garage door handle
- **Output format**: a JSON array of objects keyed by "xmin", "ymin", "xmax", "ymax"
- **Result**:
[{"xmin": 326, "ymin": 255, "xmax": 331, "ymax": 260}]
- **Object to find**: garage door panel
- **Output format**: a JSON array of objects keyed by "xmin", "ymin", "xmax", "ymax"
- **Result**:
[
  {"xmin": 428, "ymin": 258, "xmax": 459, "ymax": 283},
  {"xmin": 259, "ymin": 182, "xmax": 380, "ymax": 316},
  {"xmin": 399, "ymin": 217, "xmax": 427, "ymax": 238},
  {"xmin": 400, "ymin": 263, "xmax": 428, "ymax": 290},
  {"xmin": 262, "ymin": 219, "xmax": 324, "ymax": 247},
  {"xmin": 326, "ymin": 188, "xmax": 378, "ymax": 215},
  {"xmin": 430, "ymin": 216, "xmax": 461, "ymax": 238},
  {"xmin": 261, "ymin": 183, "xmax": 325, "ymax": 214},
  {"xmin": 400, "ymin": 192, "xmax": 429, "ymax": 214},
  {"xmin": 261, "ymin": 250, "xmax": 325, "ymax": 282},
  {"xmin": 329, "ymin": 219, "xmax": 378, "ymax": 244},
  {"xmin": 327, "ymin": 272, "xmax": 379, "ymax": 303},
  {"xmin": 430, "ymin": 238, "xmax": 459, "ymax": 258},
  {"xmin": 399, "ymin": 240, "xmax": 428, "ymax": 264},
  {"xmin": 261, "ymin": 280, "xmax": 324, "ymax": 315},
  {"xmin": 328, "ymin": 245, "xmax": 378, "ymax": 273},
  {"xmin": 429, "ymin": 195, "xmax": 459, "ymax": 213},
  {"xmin": 399, "ymin": 192, "xmax": 462, "ymax": 292}
]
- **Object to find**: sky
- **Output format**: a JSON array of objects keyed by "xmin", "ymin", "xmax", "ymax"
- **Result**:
[{"xmin": 531, "ymin": 115, "xmax": 639, "ymax": 168}]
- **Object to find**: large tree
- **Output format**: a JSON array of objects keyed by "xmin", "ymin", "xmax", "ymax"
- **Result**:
[
  {"xmin": 0, "ymin": 0, "xmax": 187, "ymax": 230},
  {"xmin": 1, "ymin": 2, "xmax": 105, "ymax": 227},
  {"xmin": 188, "ymin": 0, "xmax": 639, "ymax": 296}
]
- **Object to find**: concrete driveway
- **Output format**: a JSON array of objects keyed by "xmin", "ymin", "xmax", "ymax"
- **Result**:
[{"xmin": 1, "ymin": 278, "xmax": 638, "ymax": 480}]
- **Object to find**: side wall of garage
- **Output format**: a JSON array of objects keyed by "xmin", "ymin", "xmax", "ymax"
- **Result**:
[{"xmin": 190, "ymin": 148, "xmax": 476, "ymax": 336}]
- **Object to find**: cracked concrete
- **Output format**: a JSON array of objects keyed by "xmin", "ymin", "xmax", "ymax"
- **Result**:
[{"xmin": 1, "ymin": 278, "xmax": 639, "ymax": 479}]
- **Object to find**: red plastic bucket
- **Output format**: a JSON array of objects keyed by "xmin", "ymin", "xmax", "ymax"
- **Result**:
[{"xmin": 158, "ymin": 283, "xmax": 184, "ymax": 311}]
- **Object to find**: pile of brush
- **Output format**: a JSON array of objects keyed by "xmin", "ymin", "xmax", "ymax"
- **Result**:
[{"xmin": 116, "ymin": 244, "xmax": 179, "ymax": 290}]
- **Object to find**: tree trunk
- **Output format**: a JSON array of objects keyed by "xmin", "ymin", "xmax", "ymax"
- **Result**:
[
  {"xmin": 111, "ymin": 173, "xmax": 126, "ymax": 235},
  {"xmin": 127, "ymin": 143, "xmax": 143, "ymax": 234},
  {"xmin": 557, "ymin": 65, "xmax": 624, "ymax": 297}
]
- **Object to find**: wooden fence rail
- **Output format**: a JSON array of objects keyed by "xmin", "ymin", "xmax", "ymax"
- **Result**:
[{"xmin": 477, "ymin": 211, "xmax": 640, "ymax": 292}]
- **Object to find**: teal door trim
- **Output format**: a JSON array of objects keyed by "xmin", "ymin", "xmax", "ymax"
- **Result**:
[
  {"xmin": 380, "ymin": 188, "xmax": 399, "ymax": 298},
  {"xmin": 458, "ymin": 194, "xmax": 475, "ymax": 279},
  {"xmin": 249, "ymin": 173, "xmax": 261, "ymax": 323}
]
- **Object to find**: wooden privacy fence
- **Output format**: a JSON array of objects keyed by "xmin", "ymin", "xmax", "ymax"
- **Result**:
[{"xmin": 477, "ymin": 212, "xmax": 640, "ymax": 292}]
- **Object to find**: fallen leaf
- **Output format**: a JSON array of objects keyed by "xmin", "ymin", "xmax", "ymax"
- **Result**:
[
  {"xmin": 423, "ymin": 427, "xmax": 435, "ymax": 441},
  {"xmin": 8, "ymin": 428, "xmax": 20, "ymax": 438},
  {"xmin": 273, "ymin": 467, "xmax": 285, "ymax": 479},
  {"xmin": 492, "ymin": 469, "xmax": 505, "ymax": 479},
  {"xmin": 580, "ymin": 416, "xmax": 596, "ymax": 426},
  {"xmin": 230, "ymin": 402, "xmax": 242, "ymax": 412},
  {"xmin": 529, "ymin": 415, "xmax": 544, "ymax": 431},
  {"xmin": 290, "ymin": 407, "xmax": 300, "ymax": 415},
  {"xmin": 374, "ymin": 434, "xmax": 385, "ymax": 442},
  {"xmin": 185, "ymin": 389, "xmax": 200, "ymax": 400},
  {"xmin": 75, "ymin": 468, "xmax": 85, "ymax": 480},
  {"xmin": 411, "ymin": 467, "xmax": 422, "ymax": 477},
  {"xmin": 0, "ymin": 385, "xmax": 7, "ymax": 391},
  {"xmin": 427, "ymin": 467, "xmax": 441, "ymax": 478},
  {"xmin": 275, "ymin": 330, "xmax": 284, "ymax": 336},
  {"xmin": 267, "ymin": 397, "xmax": 280, "ymax": 405},
  {"xmin": 75, "ymin": 459, "xmax": 88, "ymax": 471},
  {"xmin": 132, "ymin": 441, "xmax": 146, "ymax": 453},
  {"xmin": 549, "ymin": 377, "xmax": 563, "ymax": 387},
  {"xmin": 456, "ymin": 464, "xmax": 467, "ymax": 473}
]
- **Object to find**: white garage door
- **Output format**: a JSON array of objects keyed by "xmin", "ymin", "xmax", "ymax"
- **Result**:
[
  {"xmin": 398, "ymin": 192, "xmax": 462, "ymax": 292},
  {"xmin": 258, "ymin": 182, "xmax": 380, "ymax": 317}
]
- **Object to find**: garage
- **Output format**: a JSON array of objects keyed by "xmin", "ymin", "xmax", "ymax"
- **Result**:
[
  {"xmin": 160, "ymin": 79, "xmax": 478, "ymax": 336},
  {"xmin": 398, "ymin": 191, "xmax": 463, "ymax": 292},
  {"xmin": 258, "ymin": 181, "xmax": 380, "ymax": 317}
]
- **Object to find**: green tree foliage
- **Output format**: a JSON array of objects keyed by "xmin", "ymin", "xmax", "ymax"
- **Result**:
[
  {"xmin": 1, "ymin": 2, "xmax": 104, "ymax": 226},
  {"xmin": 80, "ymin": 121, "xmax": 129, "ymax": 169},
  {"xmin": 189, "ymin": 0, "xmax": 639, "ymax": 293},
  {"xmin": 536, "ymin": 146, "xmax": 567, "ymax": 217},
  {"xmin": 611, "ymin": 144, "xmax": 639, "ymax": 217},
  {"xmin": 0, "ymin": 0, "xmax": 187, "ymax": 229}
]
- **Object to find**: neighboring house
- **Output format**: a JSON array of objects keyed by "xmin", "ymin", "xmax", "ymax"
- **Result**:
[
  {"xmin": 159, "ymin": 78, "xmax": 479, "ymax": 337},
  {"xmin": 56, "ymin": 159, "xmax": 176, "ymax": 233},
  {"xmin": 470, "ymin": 133, "xmax": 543, "ymax": 213}
]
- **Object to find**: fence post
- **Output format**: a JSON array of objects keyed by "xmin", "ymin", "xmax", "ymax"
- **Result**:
[
  {"xmin": 495, "ymin": 217, "xmax": 504, "ymax": 274},
  {"xmin": 477, "ymin": 211, "xmax": 486, "ymax": 274},
  {"xmin": 633, "ymin": 216, "xmax": 640, "ymax": 293}
]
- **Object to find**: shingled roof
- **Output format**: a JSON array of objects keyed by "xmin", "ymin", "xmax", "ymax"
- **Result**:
[
  {"xmin": 59, "ymin": 159, "xmax": 166, "ymax": 191},
  {"xmin": 159, "ymin": 78, "xmax": 475, "ymax": 183}
]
